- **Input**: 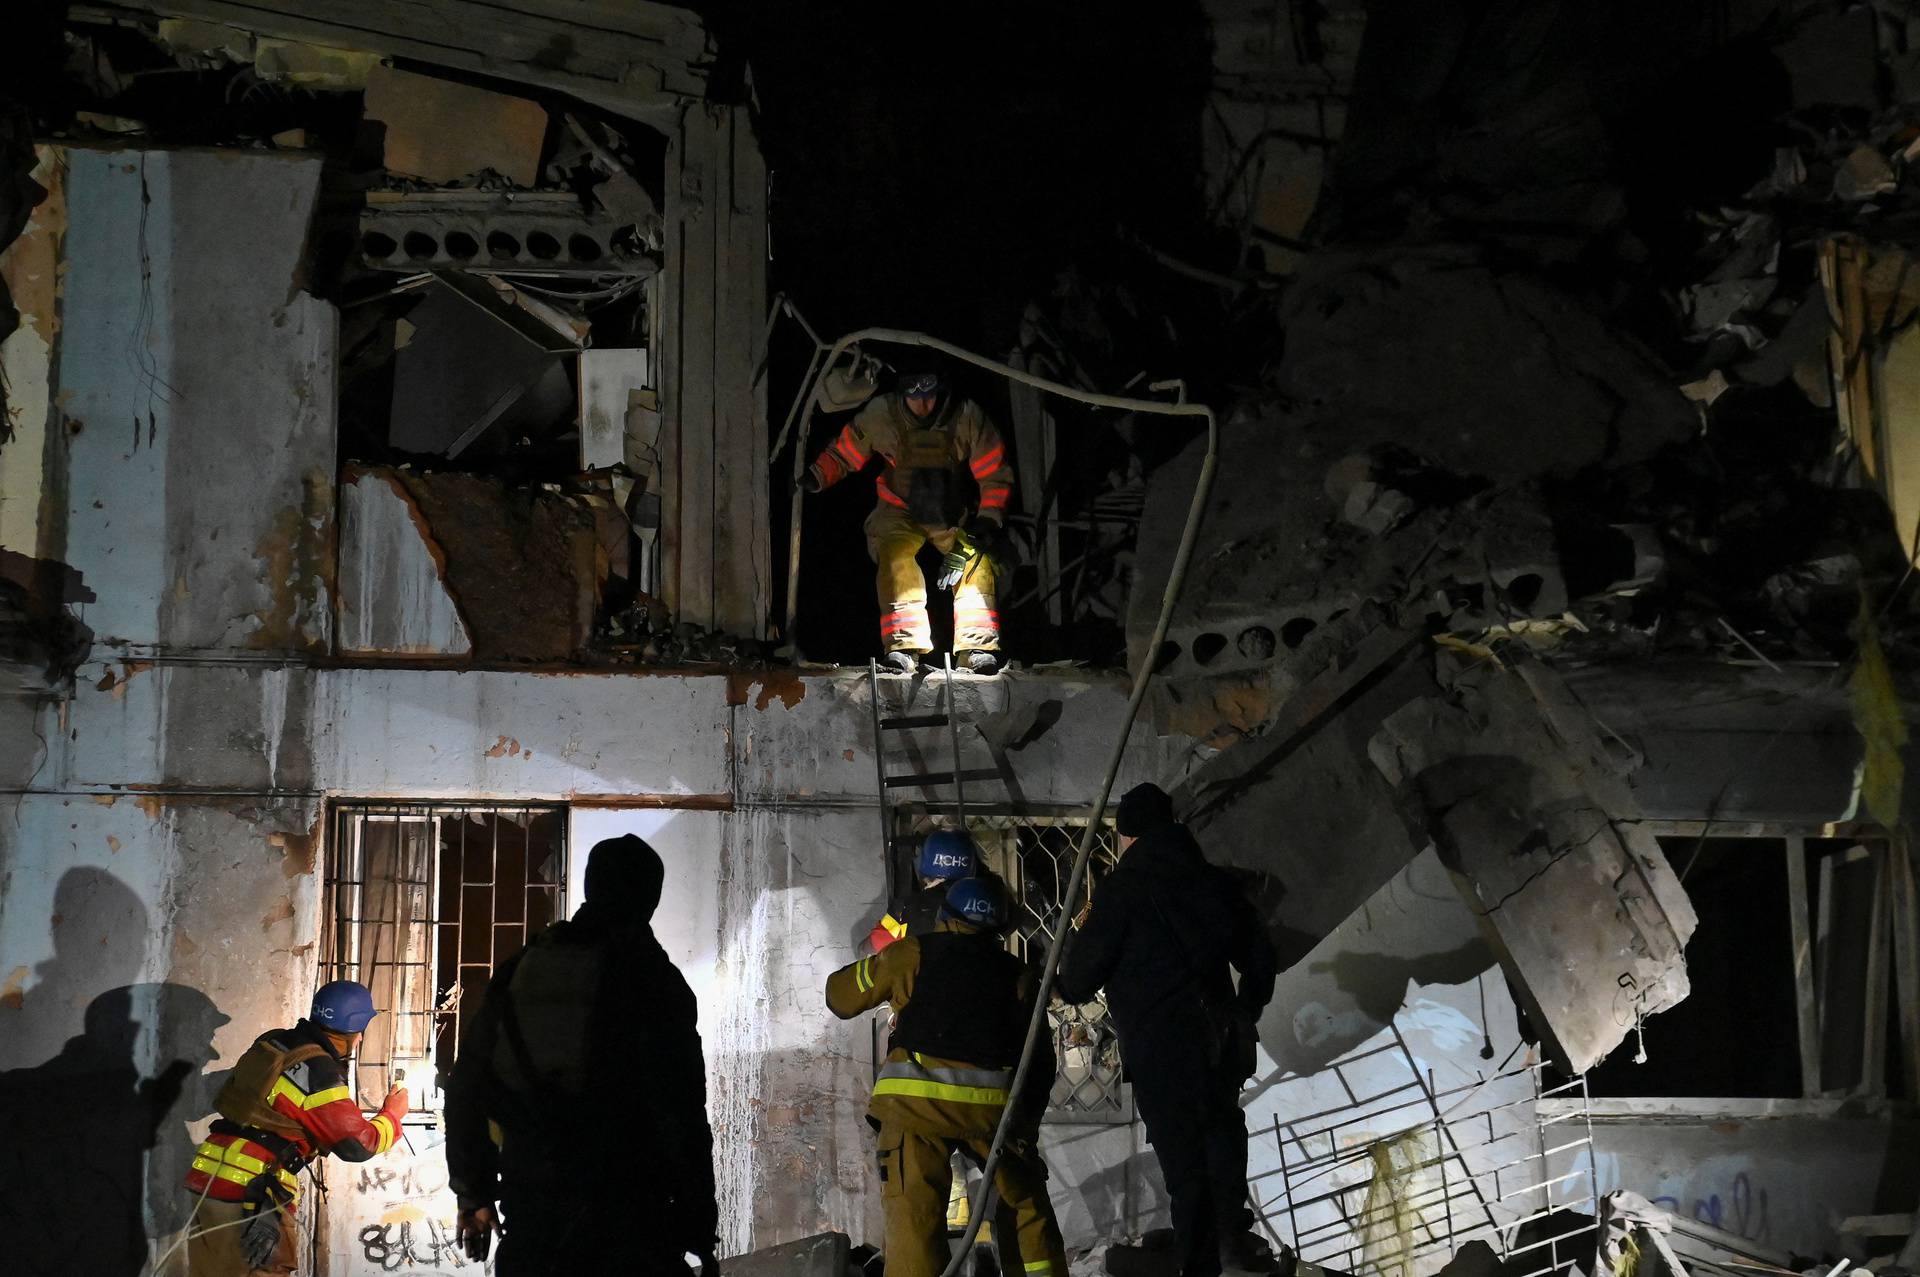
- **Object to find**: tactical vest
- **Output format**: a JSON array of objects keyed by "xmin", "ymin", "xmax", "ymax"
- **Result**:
[
  {"xmin": 891, "ymin": 932, "xmax": 1026, "ymax": 1067},
  {"xmin": 491, "ymin": 920, "xmax": 604, "ymax": 1102},
  {"xmin": 888, "ymin": 397, "xmax": 968, "ymax": 527},
  {"xmin": 212, "ymin": 1034, "xmax": 331, "ymax": 1143}
]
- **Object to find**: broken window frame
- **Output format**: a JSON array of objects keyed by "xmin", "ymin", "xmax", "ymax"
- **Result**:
[
  {"xmin": 1625, "ymin": 821, "xmax": 1916, "ymax": 1106},
  {"xmin": 893, "ymin": 808, "xmax": 1134, "ymax": 1123},
  {"xmin": 319, "ymin": 801, "xmax": 569, "ymax": 1119}
]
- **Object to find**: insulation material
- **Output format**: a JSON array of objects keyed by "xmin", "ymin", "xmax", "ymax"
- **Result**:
[
  {"xmin": 363, "ymin": 65, "xmax": 549, "ymax": 187},
  {"xmin": 1821, "ymin": 236, "xmax": 1920, "ymax": 562},
  {"xmin": 1849, "ymin": 598, "xmax": 1907, "ymax": 828},
  {"xmin": 335, "ymin": 469, "xmax": 472, "ymax": 658}
]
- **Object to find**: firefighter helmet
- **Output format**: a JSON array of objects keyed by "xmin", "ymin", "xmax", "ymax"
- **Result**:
[
  {"xmin": 310, "ymin": 980, "xmax": 379, "ymax": 1033},
  {"xmin": 941, "ymin": 876, "xmax": 1009, "ymax": 933},
  {"xmin": 917, "ymin": 830, "xmax": 977, "ymax": 881}
]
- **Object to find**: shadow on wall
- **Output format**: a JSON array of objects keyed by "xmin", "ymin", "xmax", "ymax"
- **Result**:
[{"xmin": 0, "ymin": 869, "xmax": 232, "ymax": 1277}]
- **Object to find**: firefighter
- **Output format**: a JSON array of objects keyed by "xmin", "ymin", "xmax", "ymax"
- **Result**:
[
  {"xmin": 1055, "ymin": 784, "xmax": 1283, "ymax": 1277},
  {"xmin": 175, "ymin": 980, "xmax": 407, "ymax": 1276},
  {"xmin": 797, "ymin": 361, "xmax": 1014, "ymax": 675},
  {"xmin": 868, "ymin": 828, "xmax": 979, "ymax": 952},
  {"xmin": 446, "ymin": 834, "xmax": 718, "ymax": 1277},
  {"xmin": 827, "ymin": 877, "xmax": 1068, "ymax": 1277}
]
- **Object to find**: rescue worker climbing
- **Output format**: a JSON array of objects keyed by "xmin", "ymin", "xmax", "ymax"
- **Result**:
[
  {"xmin": 445, "ymin": 834, "xmax": 718, "ymax": 1277},
  {"xmin": 868, "ymin": 828, "xmax": 981, "ymax": 951},
  {"xmin": 798, "ymin": 360, "xmax": 1014, "ymax": 675},
  {"xmin": 827, "ymin": 876, "xmax": 1068, "ymax": 1277},
  {"xmin": 174, "ymin": 980, "xmax": 407, "ymax": 1276}
]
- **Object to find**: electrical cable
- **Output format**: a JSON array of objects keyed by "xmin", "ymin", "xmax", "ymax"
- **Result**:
[{"xmin": 785, "ymin": 330, "xmax": 1218, "ymax": 1277}]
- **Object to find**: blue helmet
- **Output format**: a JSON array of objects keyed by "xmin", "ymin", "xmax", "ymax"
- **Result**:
[
  {"xmin": 917, "ymin": 830, "xmax": 976, "ymax": 882},
  {"xmin": 942, "ymin": 877, "xmax": 1009, "ymax": 933},
  {"xmin": 310, "ymin": 980, "xmax": 379, "ymax": 1033}
]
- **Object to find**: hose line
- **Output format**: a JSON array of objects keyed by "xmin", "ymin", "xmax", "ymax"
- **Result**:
[{"xmin": 792, "ymin": 329, "xmax": 1218, "ymax": 1277}]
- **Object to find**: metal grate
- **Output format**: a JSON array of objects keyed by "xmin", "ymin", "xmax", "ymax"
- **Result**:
[
  {"xmin": 1252, "ymin": 1026, "xmax": 1601, "ymax": 1277},
  {"xmin": 924, "ymin": 814, "xmax": 1130, "ymax": 1121},
  {"xmin": 321, "ymin": 803, "xmax": 567, "ymax": 1113}
]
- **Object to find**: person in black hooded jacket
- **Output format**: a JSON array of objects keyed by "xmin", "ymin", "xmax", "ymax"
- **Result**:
[
  {"xmin": 1055, "ymin": 784, "xmax": 1281, "ymax": 1277},
  {"xmin": 445, "ymin": 834, "xmax": 718, "ymax": 1276}
]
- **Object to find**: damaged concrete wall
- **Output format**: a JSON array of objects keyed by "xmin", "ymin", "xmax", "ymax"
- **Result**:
[
  {"xmin": 51, "ymin": 145, "xmax": 335, "ymax": 655},
  {"xmin": 0, "ymin": 660, "xmax": 1187, "ymax": 1272}
]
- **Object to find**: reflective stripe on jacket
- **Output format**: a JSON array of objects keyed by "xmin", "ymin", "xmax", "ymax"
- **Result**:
[
  {"xmin": 184, "ymin": 1024, "xmax": 402, "ymax": 1207},
  {"xmin": 807, "ymin": 393, "xmax": 1014, "ymax": 526},
  {"xmin": 825, "ymin": 920, "xmax": 1052, "ymax": 1137}
]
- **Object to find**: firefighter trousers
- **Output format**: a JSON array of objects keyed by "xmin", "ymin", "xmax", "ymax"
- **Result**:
[
  {"xmin": 171, "ymin": 1198, "xmax": 297, "ymax": 1276},
  {"xmin": 877, "ymin": 1119, "xmax": 1066, "ymax": 1277},
  {"xmin": 866, "ymin": 505, "xmax": 1000, "ymax": 654}
]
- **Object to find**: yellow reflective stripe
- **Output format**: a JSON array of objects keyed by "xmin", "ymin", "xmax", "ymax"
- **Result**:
[
  {"xmin": 269, "ymin": 1076, "xmax": 305, "ymax": 1108},
  {"xmin": 855, "ymin": 957, "xmax": 874, "ymax": 993},
  {"xmin": 1025, "ymin": 1263, "xmax": 1058, "ymax": 1275},
  {"xmin": 371, "ymin": 1114, "xmax": 397, "ymax": 1151},
  {"xmin": 301, "ymin": 1085, "xmax": 351, "ymax": 1109},
  {"xmin": 190, "ymin": 1154, "xmax": 300, "ymax": 1196},
  {"xmin": 872, "ymin": 1076, "xmax": 1010, "ymax": 1106},
  {"xmin": 882, "ymin": 914, "xmax": 908, "ymax": 938}
]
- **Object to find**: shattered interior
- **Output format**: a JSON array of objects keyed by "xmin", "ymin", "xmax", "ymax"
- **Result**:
[{"xmin": 3, "ymin": 2, "xmax": 1920, "ymax": 1277}]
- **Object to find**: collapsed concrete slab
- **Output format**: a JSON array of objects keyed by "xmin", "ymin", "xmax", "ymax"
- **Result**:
[{"xmin": 1369, "ymin": 656, "xmax": 1698, "ymax": 1074}]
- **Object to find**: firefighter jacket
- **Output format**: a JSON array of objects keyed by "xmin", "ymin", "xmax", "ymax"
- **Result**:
[
  {"xmin": 808, "ymin": 392, "xmax": 1013, "ymax": 528},
  {"xmin": 445, "ymin": 904, "xmax": 718, "ymax": 1253},
  {"xmin": 184, "ymin": 1020, "xmax": 402, "ymax": 1210},
  {"xmin": 826, "ymin": 920, "xmax": 1053, "ymax": 1138}
]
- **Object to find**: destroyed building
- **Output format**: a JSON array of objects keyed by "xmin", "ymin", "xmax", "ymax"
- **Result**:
[{"xmin": 1, "ymin": 2, "xmax": 1918, "ymax": 1276}]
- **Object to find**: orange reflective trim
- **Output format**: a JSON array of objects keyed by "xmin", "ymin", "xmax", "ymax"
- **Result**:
[
  {"xmin": 969, "ymin": 445, "xmax": 1005, "ymax": 478},
  {"xmin": 978, "ymin": 488, "xmax": 1010, "ymax": 510},
  {"xmin": 875, "ymin": 477, "xmax": 908, "ymax": 508}
]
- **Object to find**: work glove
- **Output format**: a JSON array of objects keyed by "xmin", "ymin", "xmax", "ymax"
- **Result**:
[
  {"xmin": 936, "ymin": 542, "xmax": 974, "ymax": 591},
  {"xmin": 795, "ymin": 470, "xmax": 822, "ymax": 495},
  {"xmin": 456, "ymin": 1204, "xmax": 501, "ymax": 1263},
  {"xmin": 963, "ymin": 517, "xmax": 1007, "ymax": 561}
]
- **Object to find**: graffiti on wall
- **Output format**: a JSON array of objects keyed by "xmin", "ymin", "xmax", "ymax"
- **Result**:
[{"xmin": 1654, "ymin": 1172, "xmax": 1770, "ymax": 1242}]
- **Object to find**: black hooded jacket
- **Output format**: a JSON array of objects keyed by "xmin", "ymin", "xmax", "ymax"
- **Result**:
[
  {"xmin": 444, "ymin": 842, "xmax": 717, "ymax": 1253},
  {"xmin": 1054, "ymin": 823, "xmax": 1276, "ymax": 1051}
]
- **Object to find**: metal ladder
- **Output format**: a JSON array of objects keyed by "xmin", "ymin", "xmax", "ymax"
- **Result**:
[{"xmin": 866, "ymin": 655, "xmax": 1001, "ymax": 890}]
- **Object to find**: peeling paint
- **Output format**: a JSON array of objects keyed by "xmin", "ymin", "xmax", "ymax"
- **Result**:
[
  {"xmin": 260, "ymin": 896, "xmax": 295, "ymax": 931},
  {"xmin": 0, "ymin": 965, "xmax": 28, "ymax": 1010},
  {"xmin": 105, "ymin": 835, "xmax": 120, "ymax": 852},
  {"xmin": 247, "ymin": 465, "xmax": 333, "ymax": 652},
  {"xmin": 726, "ymin": 667, "xmax": 807, "ymax": 711}
]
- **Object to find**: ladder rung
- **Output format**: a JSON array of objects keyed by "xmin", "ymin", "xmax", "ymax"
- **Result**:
[
  {"xmin": 880, "ymin": 714, "xmax": 950, "ymax": 730},
  {"xmin": 883, "ymin": 768, "xmax": 1001, "ymax": 789}
]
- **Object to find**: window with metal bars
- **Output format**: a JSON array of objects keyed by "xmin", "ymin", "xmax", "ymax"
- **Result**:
[
  {"xmin": 321, "ymin": 803, "xmax": 567, "ymax": 1115},
  {"xmin": 899, "ymin": 812, "xmax": 1132, "ymax": 1121}
]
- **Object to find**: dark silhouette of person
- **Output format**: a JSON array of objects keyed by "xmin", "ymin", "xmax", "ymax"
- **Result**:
[
  {"xmin": 0, "ymin": 983, "xmax": 229, "ymax": 1277},
  {"xmin": 446, "ymin": 834, "xmax": 718, "ymax": 1275},
  {"xmin": 1056, "ymin": 784, "xmax": 1281, "ymax": 1277}
]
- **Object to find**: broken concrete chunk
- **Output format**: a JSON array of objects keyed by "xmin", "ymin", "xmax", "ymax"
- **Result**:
[
  {"xmin": 1835, "ymin": 145, "xmax": 1898, "ymax": 202},
  {"xmin": 364, "ymin": 65, "xmax": 549, "ymax": 187},
  {"xmin": 718, "ymin": 1231, "xmax": 849, "ymax": 1277},
  {"xmin": 1340, "ymin": 480, "xmax": 1414, "ymax": 536}
]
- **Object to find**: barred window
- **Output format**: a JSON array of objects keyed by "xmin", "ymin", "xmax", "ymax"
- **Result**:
[{"xmin": 320, "ymin": 803, "xmax": 568, "ymax": 1114}]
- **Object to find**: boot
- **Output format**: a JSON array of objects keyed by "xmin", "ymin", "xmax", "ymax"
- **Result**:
[
  {"xmin": 880, "ymin": 651, "xmax": 918, "ymax": 674},
  {"xmin": 957, "ymin": 649, "xmax": 1001, "ymax": 675}
]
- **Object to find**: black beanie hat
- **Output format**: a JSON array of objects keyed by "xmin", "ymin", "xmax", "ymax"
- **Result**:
[
  {"xmin": 584, "ymin": 834, "xmax": 665, "ymax": 921},
  {"xmin": 1115, "ymin": 783, "xmax": 1176, "ymax": 837}
]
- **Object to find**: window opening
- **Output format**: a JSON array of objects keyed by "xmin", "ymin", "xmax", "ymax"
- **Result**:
[{"xmin": 321, "ymin": 802, "xmax": 567, "ymax": 1116}]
